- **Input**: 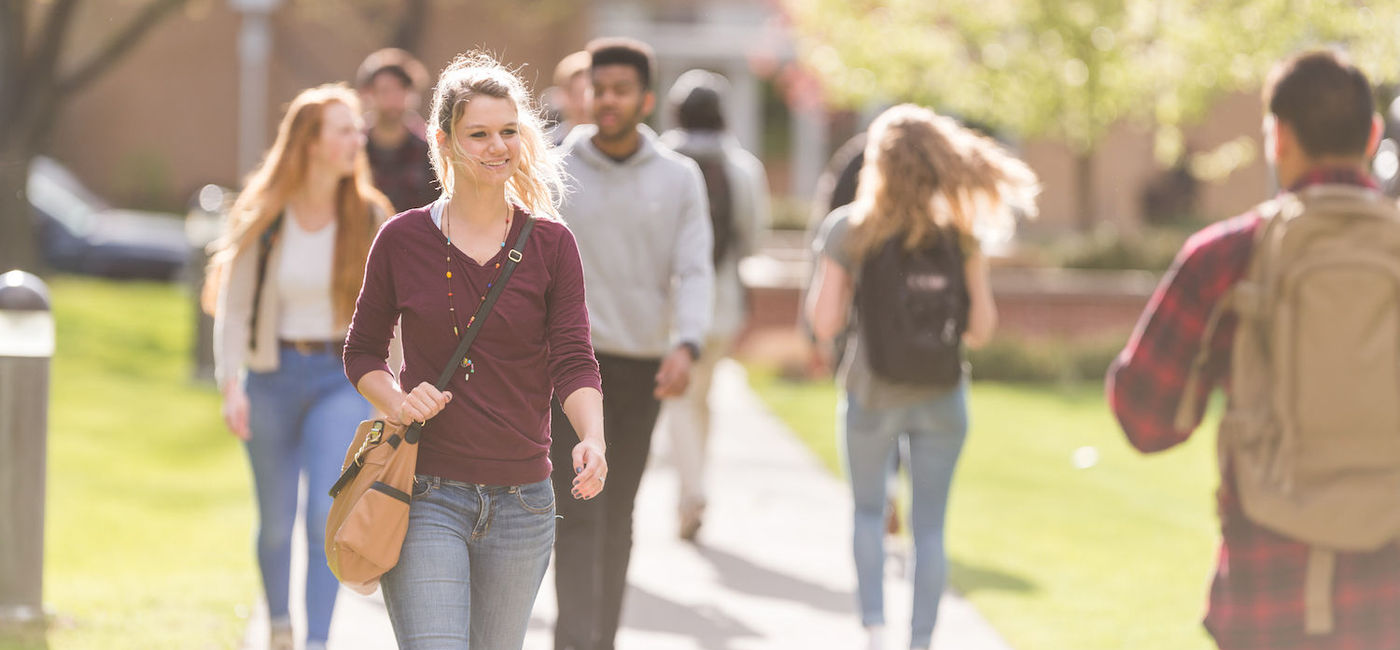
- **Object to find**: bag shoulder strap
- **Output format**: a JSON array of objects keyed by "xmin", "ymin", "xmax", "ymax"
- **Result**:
[
  {"xmin": 1171, "ymin": 198, "xmax": 1286, "ymax": 432},
  {"xmin": 248, "ymin": 212, "xmax": 285, "ymax": 349},
  {"xmin": 405, "ymin": 214, "xmax": 536, "ymax": 444}
]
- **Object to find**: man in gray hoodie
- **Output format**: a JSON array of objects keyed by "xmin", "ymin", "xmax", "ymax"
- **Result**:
[{"xmin": 548, "ymin": 38, "xmax": 714, "ymax": 650}]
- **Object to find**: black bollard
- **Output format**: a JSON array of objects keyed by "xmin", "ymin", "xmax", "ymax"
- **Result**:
[{"xmin": 0, "ymin": 270, "xmax": 53, "ymax": 629}]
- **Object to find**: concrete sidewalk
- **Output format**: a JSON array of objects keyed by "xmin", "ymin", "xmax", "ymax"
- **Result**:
[{"xmin": 246, "ymin": 360, "xmax": 1012, "ymax": 650}]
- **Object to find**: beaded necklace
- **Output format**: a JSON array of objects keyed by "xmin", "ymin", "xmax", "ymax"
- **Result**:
[{"xmin": 443, "ymin": 202, "xmax": 513, "ymax": 381}]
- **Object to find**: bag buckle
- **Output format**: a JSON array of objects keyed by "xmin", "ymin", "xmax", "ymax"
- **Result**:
[{"xmin": 508, "ymin": 249, "xmax": 523, "ymax": 263}]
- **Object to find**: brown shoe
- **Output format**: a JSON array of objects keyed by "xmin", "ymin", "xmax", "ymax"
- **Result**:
[
  {"xmin": 269, "ymin": 617, "xmax": 294, "ymax": 650},
  {"xmin": 884, "ymin": 497, "xmax": 900, "ymax": 536},
  {"xmin": 678, "ymin": 504, "xmax": 705, "ymax": 542}
]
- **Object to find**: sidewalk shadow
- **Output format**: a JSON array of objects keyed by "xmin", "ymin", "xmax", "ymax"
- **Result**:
[
  {"xmin": 696, "ymin": 545, "xmax": 851, "ymax": 615},
  {"xmin": 621, "ymin": 584, "xmax": 761, "ymax": 649},
  {"xmin": 948, "ymin": 558, "xmax": 1037, "ymax": 596}
]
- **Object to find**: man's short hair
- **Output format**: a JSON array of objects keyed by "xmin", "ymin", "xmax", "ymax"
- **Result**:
[
  {"xmin": 668, "ymin": 69, "xmax": 729, "ymax": 131},
  {"xmin": 554, "ymin": 50, "xmax": 591, "ymax": 88},
  {"xmin": 587, "ymin": 37, "xmax": 655, "ymax": 90},
  {"xmin": 356, "ymin": 48, "xmax": 429, "ymax": 91},
  {"xmin": 1264, "ymin": 49, "xmax": 1375, "ymax": 158}
]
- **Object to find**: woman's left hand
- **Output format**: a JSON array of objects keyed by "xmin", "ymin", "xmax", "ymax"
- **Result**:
[{"xmin": 570, "ymin": 438, "xmax": 607, "ymax": 500}]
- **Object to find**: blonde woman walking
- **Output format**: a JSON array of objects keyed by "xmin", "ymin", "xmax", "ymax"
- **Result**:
[
  {"xmin": 342, "ymin": 52, "xmax": 607, "ymax": 649},
  {"xmin": 805, "ymin": 104, "xmax": 1037, "ymax": 650}
]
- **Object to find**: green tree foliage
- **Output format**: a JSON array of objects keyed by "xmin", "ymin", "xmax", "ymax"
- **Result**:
[{"xmin": 782, "ymin": 0, "xmax": 1400, "ymax": 225}]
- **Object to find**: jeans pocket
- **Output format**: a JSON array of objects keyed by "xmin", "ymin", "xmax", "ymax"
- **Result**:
[
  {"xmin": 515, "ymin": 480, "xmax": 555, "ymax": 515},
  {"xmin": 410, "ymin": 475, "xmax": 437, "ymax": 500}
]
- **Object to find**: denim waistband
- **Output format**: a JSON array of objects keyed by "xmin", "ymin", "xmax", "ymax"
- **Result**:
[{"xmin": 415, "ymin": 474, "xmax": 535, "ymax": 493}]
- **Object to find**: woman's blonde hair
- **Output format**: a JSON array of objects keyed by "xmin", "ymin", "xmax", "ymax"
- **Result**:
[
  {"xmin": 847, "ymin": 104, "xmax": 1039, "ymax": 262},
  {"xmin": 201, "ymin": 84, "xmax": 391, "ymax": 326},
  {"xmin": 426, "ymin": 51, "xmax": 563, "ymax": 215}
]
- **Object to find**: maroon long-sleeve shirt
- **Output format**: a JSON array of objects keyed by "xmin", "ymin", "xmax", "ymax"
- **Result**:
[{"xmin": 344, "ymin": 204, "xmax": 601, "ymax": 486}]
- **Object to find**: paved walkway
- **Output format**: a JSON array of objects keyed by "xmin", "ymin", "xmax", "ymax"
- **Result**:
[{"xmin": 244, "ymin": 360, "xmax": 1011, "ymax": 650}]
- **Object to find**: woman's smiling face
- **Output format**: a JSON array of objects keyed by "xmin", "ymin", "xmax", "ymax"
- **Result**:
[{"xmin": 446, "ymin": 95, "xmax": 521, "ymax": 190}]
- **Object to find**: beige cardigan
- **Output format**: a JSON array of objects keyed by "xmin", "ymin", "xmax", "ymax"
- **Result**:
[{"xmin": 213, "ymin": 213, "xmax": 399, "ymax": 389}]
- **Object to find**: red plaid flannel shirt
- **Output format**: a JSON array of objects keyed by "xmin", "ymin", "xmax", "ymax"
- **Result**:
[
  {"xmin": 1107, "ymin": 168, "xmax": 1400, "ymax": 650},
  {"xmin": 366, "ymin": 128, "xmax": 439, "ymax": 213}
]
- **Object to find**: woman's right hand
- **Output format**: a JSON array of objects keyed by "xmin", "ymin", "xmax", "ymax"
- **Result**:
[
  {"xmin": 392, "ymin": 382, "xmax": 453, "ymax": 427},
  {"xmin": 221, "ymin": 382, "xmax": 251, "ymax": 441}
]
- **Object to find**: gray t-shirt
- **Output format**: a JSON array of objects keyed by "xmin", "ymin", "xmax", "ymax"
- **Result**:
[{"xmin": 814, "ymin": 206, "xmax": 970, "ymax": 409}]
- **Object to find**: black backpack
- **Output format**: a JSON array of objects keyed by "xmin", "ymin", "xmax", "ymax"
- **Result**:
[
  {"xmin": 681, "ymin": 151, "xmax": 735, "ymax": 265},
  {"xmin": 855, "ymin": 231, "xmax": 969, "ymax": 386}
]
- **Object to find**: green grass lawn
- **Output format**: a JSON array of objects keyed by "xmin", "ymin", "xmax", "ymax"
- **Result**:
[
  {"xmin": 2, "ymin": 276, "xmax": 254, "ymax": 649},
  {"xmin": 746, "ymin": 366, "xmax": 1220, "ymax": 650}
]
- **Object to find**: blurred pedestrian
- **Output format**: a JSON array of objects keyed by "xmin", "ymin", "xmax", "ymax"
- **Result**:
[
  {"xmin": 806, "ymin": 104, "xmax": 1037, "ymax": 650},
  {"xmin": 658, "ymin": 68, "xmax": 770, "ymax": 541},
  {"xmin": 356, "ymin": 47, "xmax": 439, "ymax": 212},
  {"xmin": 1109, "ymin": 49, "xmax": 1400, "ymax": 649},
  {"xmin": 547, "ymin": 50, "xmax": 593, "ymax": 146},
  {"xmin": 342, "ymin": 51, "xmax": 608, "ymax": 649},
  {"xmin": 204, "ymin": 84, "xmax": 394, "ymax": 650},
  {"xmin": 550, "ymin": 37, "xmax": 714, "ymax": 650}
]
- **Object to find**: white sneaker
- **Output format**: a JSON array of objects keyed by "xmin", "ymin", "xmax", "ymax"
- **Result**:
[{"xmin": 864, "ymin": 624, "xmax": 885, "ymax": 650}]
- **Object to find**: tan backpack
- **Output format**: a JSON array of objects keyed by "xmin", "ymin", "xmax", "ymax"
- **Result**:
[{"xmin": 1176, "ymin": 184, "xmax": 1400, "ymax": 635}]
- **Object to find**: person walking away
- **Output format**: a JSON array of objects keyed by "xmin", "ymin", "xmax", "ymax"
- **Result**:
[
  {"xmin": 549, "ymin": 37, "xmax": 715, "ymax": 650},
  {"xmin": 204, "ymin": 84, "xmax": 394, "ymax": 650},
  {"xmin": 806, "ymin": 104, "xmax": 1037, "ymax": 650},
  {"xmin": 356, "ymin": 48, "xmax": 439, "ymax": 213},
  {"xmin": 1108, "ymin": 49, "xmax": 1400, "ymax": 650},
  {"xmin": 657, "ymin": 68, "xmax": 771, "ymax": 541}
]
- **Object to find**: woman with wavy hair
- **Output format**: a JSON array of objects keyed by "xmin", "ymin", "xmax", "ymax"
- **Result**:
[
  {"xmin": 204, "ymin": 84, "xmax": 392, "ymax": 650},
  {"xmin": 805, "ymin": 104, "xmax": 1038, "ymax": 650},
  {"xmin": 342, "ymin": 51, "xmax": 607, "ymax": 648}
]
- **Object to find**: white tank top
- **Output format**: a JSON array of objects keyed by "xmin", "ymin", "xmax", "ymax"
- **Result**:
[{"xmin": 276, "ymin": 208, "xmax": 339, "ymax": 340}]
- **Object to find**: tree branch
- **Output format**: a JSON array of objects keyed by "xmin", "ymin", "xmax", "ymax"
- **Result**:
[
  {"xmin": 55, "ymin": 0, "xmax": 191, "ymax": 98},
  {"xmin": 391, "ymin": 0, "xmax": 429, "ymax": 55},
  {"xmin": 27, "ymin": 0, "xmax": 81, "ymax": 92},
  {"xmin": 0, "ymin": 0, "xmax": 28, "ymax": 127}
]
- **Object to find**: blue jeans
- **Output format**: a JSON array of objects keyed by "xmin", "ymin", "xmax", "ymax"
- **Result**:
[
  {"xmin": 841, "ymin": 383, "xmax": 968, "ymax": 649},
  {"xmin": 381, "ymin": 475, "xmax": 556, "ymax": 649},
  {"xmin": 244, "ymin": 346, "xmax": 370, "ymax": 642}
]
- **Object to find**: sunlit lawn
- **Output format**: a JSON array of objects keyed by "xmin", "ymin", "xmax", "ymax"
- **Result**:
[
  {"xmin": 2, "ymin": 275, "xmax": 1224, "ymax": 649},
  {"xmin": 746, "ymin": 366, "xmax": 1220, "ymax": 650},
  {"xmin": 1, "ymin": 276, "xmax": 254, "ymax": 650}
]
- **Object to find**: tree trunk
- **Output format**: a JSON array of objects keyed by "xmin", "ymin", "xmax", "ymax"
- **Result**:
[
  {"xmin": 1075, "ymin": 149, "xmax": 1096, "ymax": 231},
  {"xmin": 391, "ymin": 0, "xmax": 429, "ymax": 55},
  {"xmin": 0, "ymin": 145, "xmax": 38, "ymax": 273}
]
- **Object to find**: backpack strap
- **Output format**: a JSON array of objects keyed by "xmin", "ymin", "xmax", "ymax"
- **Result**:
[
  {"xmin": 1170, "ymin": 199, "xmax": 1287, "ymax": 433},
  {"xmin": 1173, "ymin": 288, "xmax": 1234, "ymax": 433},
  {"xmin": 1304, "ymin": 547, "xmax": 1336, "ymax": 635},
  {"xmin": 248, "ymin": 212, "xmax": 285, "ymax": 350}
]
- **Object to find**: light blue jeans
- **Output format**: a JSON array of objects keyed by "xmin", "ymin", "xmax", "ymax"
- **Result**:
[
  {"xmin": 244, "ymin": 346, "xmax": 370, "ymax": 642},
  {"xmin": 381, "ymin": 475, "xmax": 556, "ymax": 649},
  {"xmin": 841, "ymin": 382, "xmax": 968, "ymax": 649}
]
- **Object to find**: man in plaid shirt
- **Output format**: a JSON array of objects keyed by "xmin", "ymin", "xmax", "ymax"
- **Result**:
[
  {"xmin": 356, "ymin": 48, "xmax": 439, "ymax": 213},
  {"xmin": 1108, "ymin": 50, "xmax": 1400, "ymax": 650}
]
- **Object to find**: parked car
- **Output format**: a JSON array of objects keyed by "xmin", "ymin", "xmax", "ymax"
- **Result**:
[{"xmin": 28, "ymin": 156, "xmax": 189, "ymax": 280}]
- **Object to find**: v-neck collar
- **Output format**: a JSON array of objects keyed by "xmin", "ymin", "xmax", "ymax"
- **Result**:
[{"xmin": 425, "ymin": 200, "xmax": 524, "ymax": 269}]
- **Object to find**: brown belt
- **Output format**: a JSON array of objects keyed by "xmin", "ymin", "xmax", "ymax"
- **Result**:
[{"xmin": 278, "ymin": 339, "xmax": 344, "ymax": 356}]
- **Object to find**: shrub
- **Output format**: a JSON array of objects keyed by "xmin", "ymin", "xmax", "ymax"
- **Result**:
[{"xmin": 968, "ymin": 332, "xmax": 1130, "ymax": 385}]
